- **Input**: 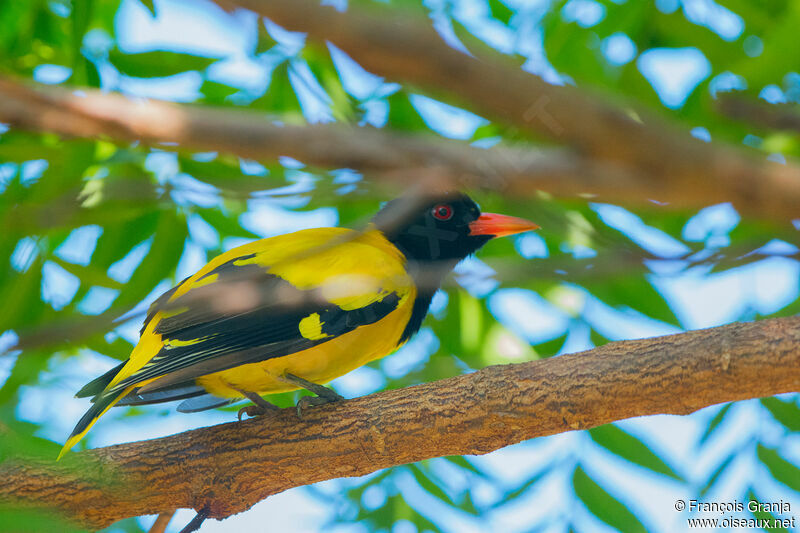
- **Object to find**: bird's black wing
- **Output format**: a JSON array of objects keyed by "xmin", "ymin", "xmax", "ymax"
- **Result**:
[{"xmin": 108, "ymin": 255, "xmax": 402, "ymax": 396}]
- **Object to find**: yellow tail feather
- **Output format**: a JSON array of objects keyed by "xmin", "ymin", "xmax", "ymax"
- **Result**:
[{"xmin": 57, "ymin": 385, "xmax": 135, "ymax": 460}]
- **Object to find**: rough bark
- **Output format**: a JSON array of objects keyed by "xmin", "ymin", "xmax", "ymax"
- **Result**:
[
  {"xmin": 224, "ymin": 0, "xmax": 800, "ymax": 222},
  {"xmin": 2, "ymin": 316, "xmax": 798, "ymax": 529}
]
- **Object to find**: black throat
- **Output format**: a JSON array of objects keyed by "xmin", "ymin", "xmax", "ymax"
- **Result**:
[
  {"xmin": 392, "ymin": 240, "xmax": 460, "ymax": 344},
  {"xmin": 374, "ymin": 193, "xmax": 488, "ymax": 344}
]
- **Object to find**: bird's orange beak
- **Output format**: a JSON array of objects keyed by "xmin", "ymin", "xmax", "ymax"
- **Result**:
[{"xmin": 469, "ymin": 213, "xmax": 540, "ymax": 238}]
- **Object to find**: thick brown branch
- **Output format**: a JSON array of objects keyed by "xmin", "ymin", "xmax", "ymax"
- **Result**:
[
  {"xmin": 2, "ymin": 316, "xmax": 798, "ymax": 529},
  {"xmin": 226, "ymin": 0, "xmax": 800, "ymax": 221}
]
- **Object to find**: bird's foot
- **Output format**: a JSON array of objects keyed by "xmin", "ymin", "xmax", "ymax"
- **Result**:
[
  {"xmin": 235, "ymin": 389, "xmax": 279, "ymax": 421},
  {"xmin": 295, "ymin": 393, "xmax": 344, "ymax": 419},
  {"xmin": 277, "ymin": 373, "xmax": 344, "ymax": 419},
  {"xmin": 238, "ymin": 404, "xmax": 267, "ymax": 421}
]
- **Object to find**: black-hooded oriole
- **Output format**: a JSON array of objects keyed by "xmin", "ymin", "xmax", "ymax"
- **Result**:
[{"xmin": 61, "ymin": 192, "xmax": 538, "ymax": 457}]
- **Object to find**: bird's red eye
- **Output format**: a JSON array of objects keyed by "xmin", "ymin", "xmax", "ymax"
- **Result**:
[{"xmin": 431, "ymin": 204, "xmax": 454, "ymax": 221}]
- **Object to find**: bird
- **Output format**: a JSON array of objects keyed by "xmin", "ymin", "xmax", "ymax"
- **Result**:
[{"xmin": 60, "ymin": 191, "xmax": 538, "ymax": 458}]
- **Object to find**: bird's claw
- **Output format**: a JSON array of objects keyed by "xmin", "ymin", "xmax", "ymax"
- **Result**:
[
  {"xmin": 238, "ymin": 404, "xmax": 268, "ymax": 421},
  {"xmin": 235, "ymin": 389, "xmax": 279, "ymax": 421},
  {"xmin": 295, "ymin": 393, "xmax": 344, "ymax": 420}
]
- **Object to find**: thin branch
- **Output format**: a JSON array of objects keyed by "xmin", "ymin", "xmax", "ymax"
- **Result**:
[
  {"xmin": 178, "ymin": 507, "xmax": 209, "ymax": 533},
  {"xmin": 224, "ymin": 0, "xmax": 800, "ymax": 222},
  {"xmin": 717, "ymin": 93, "xmax": 800, "ymax": 133},
  {"xmin": 148, "ymin": 511, "xmax": 176, "ymax": 533},
  {"xmin": 2, "ymin": 316, "xmax": 798, "ymax": 529},
  {"xmin": 8, "ymin": 306, "xmax": 146, "ymax": 355}
]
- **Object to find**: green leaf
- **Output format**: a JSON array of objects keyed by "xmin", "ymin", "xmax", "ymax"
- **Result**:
[
  {"xmin": 699, "ymin": 451, "xmax": 736, "ymax": 496},
  {"xmin": 459, "ymin": 291, "xmax": 483, "ymax": 353},
  {"xmin": 200, "ymin": 80, "xmax": 240, "ymax": 105},
  {"xmin": 83, "ymin": 335, "xmax": 133, "ymax": 361},
  {"xmin": 533, "ymin": 332, "xmax": 567, "ymax": 358},
  {"xmin": 587, "ymin": 276, "xmax": 680, "ymax": 327},
  {"xmin": 89, "ymin": 212, "xmax": 159, "ymax": 270},
  {"xmin": 494, "ymin": 467, "xmax": 550, "ymax": 507},
  {"xmin": 108, "ymin": 48, "xmax": 217, "ymax": 78},
  {"xmin": 357, "ymin": 493, "xmax": 442, "ymax": 532},
  {"xmin": 572, "ymin": 465, "xmax": 647, "ymax": 533},
  {"xmin": 343, "ymin": 469, "xmax": 392, "ymax": 502},
  {"xmin": 408, "ymin": 464, "xmax": 458, "ymax": 507},
  {"xmin": 756, "ymin": 445, "xmax": 800, "ymax": 493},
  {"xmin": 114, "ymin": 211, "xmax": 186, "ymax": 309},
  {"xmin": 488, "ymin": 0, "xmax": 514, "ymax": 25},
  {"xmin": 69, "ymin": 0, "xmax": 91, "ymax": 83},
  {"xmin": 0, "ymin": 411, "xmax": 64, "ymax": 461},
  {"xmin": 180, "ymin": 156, "xmax": 247, "ymax": 184},
  {"xmin": 0, "ymin": 131, "xmax": 72, "ymax": 164},
  {"xmin": 589, "ymin": 327, "xmax": 610, "ymax": 347},
  {"xmin": 50, "ymin": 257, "xmax": 122, "ymax": 290},
  {"xmin": 255, "ymin": 18, "xmax": 277, "ymax": 55},
  {"xmin": 715, "ymin": 1, "xmax": 775, "ymax": 32},
  {"xmin": 182, "ymin": 160, "xmax": 279, "ymax": 196},
  {"xmin": 195, "ymin": 208, "xmax": 260, "ymax": 240},
  {"xmin": 251, "ymin": 61, "xmax": 303, "ymax": 119},
  {"xmin": 542, "ymin": 14, "xmax": 610, "ymax": 87},
  {"xmin": 0, "ymin": 259, "xmax": 45, "ymax": 332},
  {"xmin": 698, "ymin": 403, "xmax": 733, "ymax": 447},
  {"xmin": 386, "ymin": 91, "xmax": 428, "ymax": 132},
  {"xmin": 303, "ymin": 46, "xmax": 358, "ymax": 122},
  {"xmin": 461, "ymin": 490, "xmax": 481, "ymax": 517},
  {"xmin": 760, "ymin": 397, "xmax": 800, "ymax": 432},
  {"xmin": 734, "ymin": 3, "xmax": 800, "ymax": 88},
  {"xmin": 451, "ymin": 18, "xmax": 526, "ymax": 68},
  {"xmin": 0, "ymin": 507, "xmax": 85, "ymax": 533},
  {"xmin": 443, "ymin": 455, "xmax": 491, "ymax": 479},
  {"xmin": 589, "ymin": 424, "xmax": 684, "ymax": 481},
  {"xmin": 0, "ymin": 349, "xmax": 50, "ymax": 405},
  {"xmin": 140, "ymin": 0, "xmax": 157, "ymax": 17}
]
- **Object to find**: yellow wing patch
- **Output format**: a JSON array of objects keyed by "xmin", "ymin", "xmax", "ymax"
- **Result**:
[
  {"xmin": 164, "ymin": 336, "xmax": 211, "ymax": 348},
  {"xmin": 298, "ymin": 313, "xmax": 331, "ymax": 340}
]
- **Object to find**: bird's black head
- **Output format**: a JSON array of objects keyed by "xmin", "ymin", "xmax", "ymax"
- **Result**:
[{"xmin": 374, "ymin": 192, "xmax": 539, "ymax": 264}]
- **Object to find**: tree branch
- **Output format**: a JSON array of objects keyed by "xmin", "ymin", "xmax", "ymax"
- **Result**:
[
  {"xmin": 224, "ymin": 0, "xmax": 800, "ymax": 222},
  {"xmin": 0, "ymin": 76, "xmax": 638, "ymax": 200},
  {"xmin": 147, "ymin": 511, "xmax": 175, "ymax": 533},
  {"xmin": 3, "ymin": 316, "xmax": 798, "ymax": 529},
  {"xmin": 0, "ymin": 73, "xmax": 799, "ymax": 220},
  {"xmin": 717, "ymin": 94, "xmax": 800, "ymax": 134}
]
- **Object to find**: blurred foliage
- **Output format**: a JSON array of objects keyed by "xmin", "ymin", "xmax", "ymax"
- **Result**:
[{"xmin": 0, "ymin": 0, "xmax": 798, "ymax": 532}]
